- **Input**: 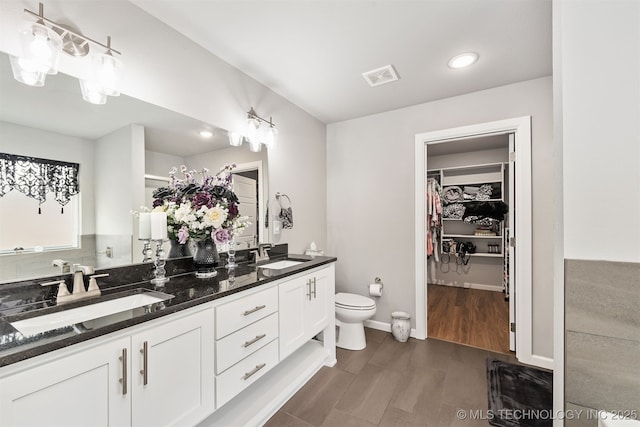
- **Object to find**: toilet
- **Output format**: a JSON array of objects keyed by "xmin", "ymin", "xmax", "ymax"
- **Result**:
[{"xmin": 335, "ymin": 292, "xmax": 377, "ymax": 350}]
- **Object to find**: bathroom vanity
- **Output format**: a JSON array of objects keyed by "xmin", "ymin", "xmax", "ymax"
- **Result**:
[{"xmin": 0, "ymin": 255, "xmax": 336, "ymax": 427}]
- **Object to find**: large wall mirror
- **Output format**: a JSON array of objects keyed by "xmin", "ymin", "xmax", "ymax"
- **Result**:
[{"xmin": 0, "ymin": 52, "xmax": 268, "ymax": 282}]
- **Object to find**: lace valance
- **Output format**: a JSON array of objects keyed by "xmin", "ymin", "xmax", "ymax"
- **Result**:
[{"xmin": 0, "ymin": 153, "xmax": 80, "ymax": 209}]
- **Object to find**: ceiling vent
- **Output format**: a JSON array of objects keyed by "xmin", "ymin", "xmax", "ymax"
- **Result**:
[{"xmin": 362, "ymin": 64, "xmax": 399, "ymax": 87}]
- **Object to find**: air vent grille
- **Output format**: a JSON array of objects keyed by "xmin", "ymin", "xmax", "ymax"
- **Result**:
[{"xmin": 362, "ymin": 65, "xmax": 399, "ymax": 87}]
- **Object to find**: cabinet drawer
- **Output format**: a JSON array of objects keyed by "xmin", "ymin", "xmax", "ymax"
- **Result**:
[
  {"xmin": 215, "ymin": 339, "xmax": 279, "ymax": 408},
  {"xmin": 215, "ymin": 313, "xmax": 278, "ymax": 374},
  {"xmin": 216, "ymin": 286, "xmax": 278, "ymax": 338}
]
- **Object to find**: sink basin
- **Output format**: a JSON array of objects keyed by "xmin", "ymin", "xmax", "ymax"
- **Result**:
[
  {"xmin": 258, "ymin": 260, "xmax": 304, "ymax": 270},
  {"xmin": 10, "ymin": 291, "xmax": 174, "ymax": 336}
]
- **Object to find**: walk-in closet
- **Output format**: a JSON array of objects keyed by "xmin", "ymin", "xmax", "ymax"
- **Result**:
[{"xmin": 425, "ymin": 134, "xmax": 513, "ymax": 354}]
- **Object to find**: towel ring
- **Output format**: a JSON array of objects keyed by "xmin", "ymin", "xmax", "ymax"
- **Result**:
[{"xmin": 275, "ymin": 192, "xmax": 291, "ymax": 208}]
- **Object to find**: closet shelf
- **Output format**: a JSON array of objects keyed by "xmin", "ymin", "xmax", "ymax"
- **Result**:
[{"xmin": 469, "ymin": 253, "xmax": 503, "ymax": 258}]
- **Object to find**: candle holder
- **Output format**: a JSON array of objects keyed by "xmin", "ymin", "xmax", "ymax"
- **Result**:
[
  {"xmin": 150, "ymin": 239, "xmax": 170, "ymax": 288},
  {"xmin": 139, "ymin": 239, "xmax": 152, "ymax": 263},
  {"xmin": 225, "ymin": 238, "xmax": 238, "ymax": 269}
]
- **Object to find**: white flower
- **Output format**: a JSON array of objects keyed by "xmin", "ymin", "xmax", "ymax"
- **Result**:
[
  {"xmin": 202, "ymin": 205, "xmax": 227, "ymax": 228},
  {"xmin": 174, "ymin": 202, "xmax": 193, "ymax": 222}
]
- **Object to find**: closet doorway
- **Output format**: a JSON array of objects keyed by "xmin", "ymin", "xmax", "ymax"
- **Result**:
[
  {"xmin": 414, "ymin": 117, "xmax": 533, "ymax": 365},
  {"xmin": 426, "ymin": 134, "xmax": 512, "ymax": 354}
]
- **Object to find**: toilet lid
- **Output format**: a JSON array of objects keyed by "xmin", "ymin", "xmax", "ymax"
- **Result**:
[{"xmin": 335, "ymin": 292, "xmax": 376, "ymax": 309}]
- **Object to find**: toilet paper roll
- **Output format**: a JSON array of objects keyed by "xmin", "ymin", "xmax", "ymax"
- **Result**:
[{"xmin": 369, "ymin": 284, "xmax": 383, "ymax": 297}]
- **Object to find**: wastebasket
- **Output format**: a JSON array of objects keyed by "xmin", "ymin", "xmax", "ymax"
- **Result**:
[{"xmin": 391, "ymin": 311, "xmax": 411, "ymax": 342}]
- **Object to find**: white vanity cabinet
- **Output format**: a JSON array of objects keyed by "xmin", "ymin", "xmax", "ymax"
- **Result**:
[
  {"xmin": 0, "ymin": 306, "xmax": 215, "ymax": 427},
  {"xmin": 214, "ymin": 286, "xmax": 279, "ymax": 407},
  {"xmin": 130, "ymin": 307, "xmax": 215, "ymax": 427},
  {"xmin": 0, "ymin": 336, "xmax": 131, "ymax": 427},
  {"xmin": 279, "ymin": 264, "xmax": 334, "ymax": 360}
]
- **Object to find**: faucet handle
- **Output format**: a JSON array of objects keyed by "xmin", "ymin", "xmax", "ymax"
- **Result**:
[{"xmin": 39, "ymin": 280, "xmax": 71, "ymax": 300}]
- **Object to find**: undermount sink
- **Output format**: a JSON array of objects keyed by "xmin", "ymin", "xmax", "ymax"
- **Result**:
[
  {"xmin": 257, "ymin": 260, "xmax": 304, "ymax": 270},
  {"xmin": 10, "ymin": 290, "xmax": 174, "ymax": 336}
]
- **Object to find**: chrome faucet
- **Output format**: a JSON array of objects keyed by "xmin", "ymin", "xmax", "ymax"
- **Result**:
[{"xmin": 253, "ymin": 244, "xmax": 273, "ymax": 262}]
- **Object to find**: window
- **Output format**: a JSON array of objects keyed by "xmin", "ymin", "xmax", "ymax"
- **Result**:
[{"xmin": 0, "ymin": 153, "xmax": 80, "ymax": 252}]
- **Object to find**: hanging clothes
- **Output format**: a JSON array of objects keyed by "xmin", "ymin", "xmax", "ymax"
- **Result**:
[{"xmin": 426, "ymin": 177, "xmax": 442, "ymax": 261}]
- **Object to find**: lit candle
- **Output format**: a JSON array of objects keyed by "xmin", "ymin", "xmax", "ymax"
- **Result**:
[
  {"xmin": 150, "ymin": 212, "xmax": 168, "ymax": 240},
  {"xmin": 139, "ymin": 213, "xmax": 151, "ymax": 240}
]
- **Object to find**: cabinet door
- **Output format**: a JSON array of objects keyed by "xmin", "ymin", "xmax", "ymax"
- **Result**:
[
  {"xmin": 131, "ymin": 308, "xmax": 215, "ymax": 427},
  {"xmin": 0, "ymin": 337, "xmax": 131, "ymax": 427},
  {"xmin": 305, "ymin": 268, "xmax": 332, "ymax": 336},
  {"xmin": 278, "ymin": 275, "xmax": 308, "ymax": 359}
]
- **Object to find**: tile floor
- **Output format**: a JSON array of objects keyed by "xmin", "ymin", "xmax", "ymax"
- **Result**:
[{"xmin": 265, "ymin": 328, "xmax": 518, "ymax": 427}]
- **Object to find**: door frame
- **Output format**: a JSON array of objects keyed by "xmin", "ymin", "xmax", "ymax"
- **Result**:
[
  {"xmin": 233, "ymin": 160, "xmax": 267, "ymax": 245},
  {"xmin": 414, "ymin": 116, "xmax": 542, "ymax": 367}
]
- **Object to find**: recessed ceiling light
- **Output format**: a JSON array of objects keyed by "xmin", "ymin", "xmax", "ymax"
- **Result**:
[
  {"xmin": 448, "ymin": 52, "xmax": 479, "ymax": 69},
  {"xmin": 199, "ymin": 130, "xmax": 213, "ymax": 138}
]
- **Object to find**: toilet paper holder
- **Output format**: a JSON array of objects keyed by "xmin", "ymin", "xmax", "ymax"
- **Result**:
[
  {"xmin": 368, "ymin": 277, "xmax": 384, "ymax": 297},
  {"xmin": 374, "ymin": 277, "xmax": 383, "ymax": 289}
]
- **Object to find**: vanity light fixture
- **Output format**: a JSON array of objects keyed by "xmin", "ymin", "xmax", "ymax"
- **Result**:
[
  {"xmin": 227, "ymin": 107, "xmax": 278, "ymax": 151},
  {"xmin": 9, "ymin": 2, "xmax": 123, "ymax": 105},
  {"xmin": 447, "ymin": 52, "xmax": 479, "ymax": 69}
]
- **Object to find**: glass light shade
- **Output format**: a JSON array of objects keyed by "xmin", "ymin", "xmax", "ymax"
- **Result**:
[
  {"xmin": 9, "ymin": 55, "xmax": 47, "ymax": 87},
  {"xmin": 228, "ymin": 131, "xmax": 243, "ymax": 146},
  {"xmin": 248, "ymin": 138, "xmax": 262, "ymax": 153},
  {"xmin": 246, "ymin": 117, "xmax": 260, "ymax": 143},
  {"xmin": 18, "ymin": 22, "xmax": 63, "ymax": 75},
  {"xmin": 263, "ymin": 126, "xmax": 278, "ymax": 149},
  {"xmin": 79, "ymin": 79, "xmax": 107, "ymax": 105},
  {"xmin": 91, "ymin": 52, "xmax": 123, "ymax": 96}
]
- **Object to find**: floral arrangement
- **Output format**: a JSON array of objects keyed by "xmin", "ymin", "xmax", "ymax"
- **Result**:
[{"xmin": 150, "ymin": 164, "xmax": 250, "ymax": 245}]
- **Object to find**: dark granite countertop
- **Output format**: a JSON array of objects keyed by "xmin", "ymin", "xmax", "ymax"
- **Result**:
[{"xmin": 0, "ymin": 253, "xmax": 336, "ymax": 368}]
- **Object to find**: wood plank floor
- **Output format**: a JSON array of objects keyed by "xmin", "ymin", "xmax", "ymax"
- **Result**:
[
  {"xmin": 266, "ymin": 328, "xmax": 519, "ymax": 427},
  {"xmin": 427, "ymin": 284, "xmax": 512, "ymax": 355}
]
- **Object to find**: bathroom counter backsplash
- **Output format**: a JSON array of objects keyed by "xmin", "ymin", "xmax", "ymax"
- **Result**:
[{"xmin": 0, "ymin": 253, "xmax": 336, "ymax": 367}]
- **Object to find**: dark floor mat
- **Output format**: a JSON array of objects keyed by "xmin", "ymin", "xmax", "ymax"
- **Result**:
[{"xmin": 486, "ymin": 358, "xmax": 553, "ymax": 427}]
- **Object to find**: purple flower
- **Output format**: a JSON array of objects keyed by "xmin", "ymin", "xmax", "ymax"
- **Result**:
[
  {"xmin": 228, "ymin": 203, "xmax": 238, "ymax": 219},
  {"xmin": 177, "ymin": 226, "xmax": 189, "ymax": 244},
  {"xmin": 152, "ymin": 199, "xmax": 163, "ymax": 208},
  {"xmin": 212, "ymin": 228, "xmax": 230, "ymax": 245},
  {"xmin": 192, "ymin": 192, "xmax": 212, "ymax": 209}
]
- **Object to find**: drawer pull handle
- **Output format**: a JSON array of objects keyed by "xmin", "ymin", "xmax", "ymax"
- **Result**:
[
  {"xmin": 119, "ymin": 348, "xmax": 127, "ymax": 395},
  {"xmin": 312, "ymin": 277, "xmax": 317, "ymax": 298},
  {"xmin": 140, "ymin": 341, "xmax": 148, "ymax": 385},
  {"xmin": 242, "ymin": 363, "xmax": 266, "ymax": 380},
  {"xmin": 306, "ymin": 279, "xmax": 312, "ymax": 300},
  {"xmin": 243, "ymin": 334, "xmax": 267, "ymax": 348},
  {"xmin": 243, "ymin": 305, "xmax": 266, "ymax": 316}
]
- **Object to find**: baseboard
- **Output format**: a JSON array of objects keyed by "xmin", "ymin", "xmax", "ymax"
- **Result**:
[
  {"xmin": 364, "ymin": 320, "xmax": 421, "ymax": 340},
  {"xmin": 429, "ymin": 281, "xmax": 503, "ymax": 292}
]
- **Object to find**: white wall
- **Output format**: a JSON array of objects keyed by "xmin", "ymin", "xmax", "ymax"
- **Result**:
[
  {"xmin": 327, "ymin": 76, "xmax": 554, "ymax": 359},
  {"xmin": 0, "ymin": 0, "xmax": 327, "ymax": 254},
  {"xmin": 560, "ymin": 0, "xmax": 640, "ymax": 263},
  {"xmin": 145, "ymin": 150, "xmax": 185, "ymax": 178}
]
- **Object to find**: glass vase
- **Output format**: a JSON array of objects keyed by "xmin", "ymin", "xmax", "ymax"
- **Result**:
[
  {"xmin": 193, "ymin": 238, "xmax": 219, "ymax": 278},
  {"xmin": 168, "ymin": 239, "xmax": 192, "ymax": 259}
]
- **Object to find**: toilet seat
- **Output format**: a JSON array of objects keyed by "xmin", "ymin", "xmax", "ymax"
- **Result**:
[{"xmin": 335, "ymin": 292, "xmax": 376, "ymax": 310}]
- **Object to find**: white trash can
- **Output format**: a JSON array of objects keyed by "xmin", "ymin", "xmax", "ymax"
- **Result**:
[{"xmin": 391, "ymin": 311, "xmax": 411, "ymax": 342}]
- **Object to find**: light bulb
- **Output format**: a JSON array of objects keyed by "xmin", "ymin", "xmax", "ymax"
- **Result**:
[
  {"xmin": 18, "ymin": 22, "xmax": 62, "ymax": 75},
  {"xmin": 93, "ymin": 53, "xmax": 123, "ymax": 96},
  {"xmin": 447, "ymin": 52, "xmax": 479, "ymax": 69},
  {"xmin": 248, "ymin": 138, "xmax": 262, "ymax": 153}
]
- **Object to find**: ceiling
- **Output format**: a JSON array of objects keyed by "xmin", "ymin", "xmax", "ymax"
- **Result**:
[{"xmin": 131, "ymin": 0, "xmax": 552, "ymax": 124}]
